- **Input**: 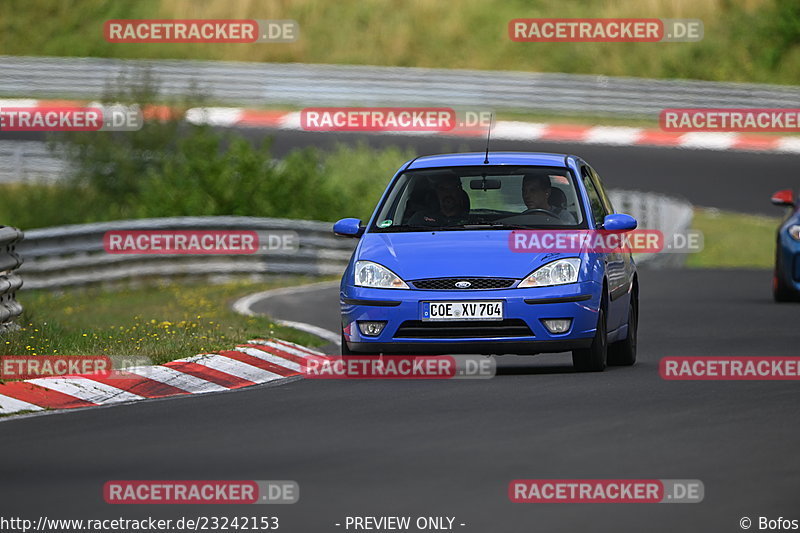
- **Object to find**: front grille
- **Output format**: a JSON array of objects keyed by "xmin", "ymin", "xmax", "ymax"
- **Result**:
[
  {"xmin": 394, "ymin": 319, "xmax": 533, "ymax": 339},
  {"xmin": 411, "ymin": 277, "xmax": 516, "ymax": 290}
]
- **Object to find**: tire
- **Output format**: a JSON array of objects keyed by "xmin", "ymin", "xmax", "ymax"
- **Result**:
[
  {"xmin": 773, "ymin": 251, "xmax": 797, "ymax": 302},
  {"xmin": 340, "ymin": 330, "xmax": 380, "ymax": 356},
  {"xmin": 341, "ymin": 331, "xmax": 354, "ymax": 356},
  {"xmin": 773, "ymin": 271, "xmax": 795, "ymax": 302},
  {"xmin": 608, "ymin": 293, "xmax": 637, "ymax": 366},
  {"xmin": 572, "ymin": 306, "xmax": 607, "ymax": 372}
]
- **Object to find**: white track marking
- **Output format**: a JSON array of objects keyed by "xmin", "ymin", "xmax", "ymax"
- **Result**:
[
  {"xmin": 678, "ymin": 132, "xmax": 736, "ymax": 150},
  {"xmin": 124, "ymin": 365, "xmax": 228, "ymax": 393},
  {"xmin": 185, "ymin": 107, "xmax": 244, "ymax": 127},
  {"xmin": 585, "ymin": 126, "xmax": 644, "ymax": 145},
  {"xmin": 245, "ymin": 339, "xmax": 323, "ymax": 360},
  {"xmin": 177, "ymin": 354, "xmax": 283, "ymax": 383},
  {"xmin": 0, "ymin": 394, "xmax": 44, "ymax": 414},
  {"xmin": 27, "ymin": 377, "xmax": 144, "ymax": 404},
  {"xmin": 236, "ymin": 347, "xmax": 303, "ymax": 372},
  {"xmin": 267, "ymin": 338, "xmax": 327, "ymax": 356},
  {"xmin": 232, "ymin": 281, "xmax": 341, "ymax": 345},
  {"xmin": 232, "ymin": 280, "xmax": 340, "ymax": 316}
]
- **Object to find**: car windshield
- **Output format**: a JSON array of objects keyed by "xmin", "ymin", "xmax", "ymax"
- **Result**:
[{"xmin": 371, "ymin": 165, "xmax": 586, "ymax": 232}]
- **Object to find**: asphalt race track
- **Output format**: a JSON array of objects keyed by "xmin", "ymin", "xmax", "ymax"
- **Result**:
[
  {"xmin": 2, "ymin": 270, "xmax": 800, "ymax": 532},
  {"xmin": 1, "ymin": 137, "xmax": 799, "ymax": 532}
]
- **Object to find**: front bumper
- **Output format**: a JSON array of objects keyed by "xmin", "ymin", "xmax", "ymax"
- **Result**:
[{"xmin": 341, "ymin": 281, "xmax": 601, "ymax": 355}]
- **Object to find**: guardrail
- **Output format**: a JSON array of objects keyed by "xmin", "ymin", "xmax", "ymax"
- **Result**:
[
  {"xmin": 608, "ymin": 189, "xmax": 694, "ymax": 268},
  {"xmin": 17, "ymin": 217, "xmax": 355, "ymax": 290},
  {"xmin": 0, "ymin": 226, "xmax": 24, "ymax": 332},
  {"xmin": 15, "ymin": 192, "xmax": 692, "ymax": 290},
  {"xmin": 1, "ymin": 55, "xmax": 799, "ymax": 117},
  {"xmin": 0, "ymin": 141, "xmax": 67, "ymax": 184}
]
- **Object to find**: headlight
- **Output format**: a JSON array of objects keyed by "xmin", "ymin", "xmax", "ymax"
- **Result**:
[
  {"xmin": 789, "ymin": 225, "xmax": 800, "ymax": 241},
  {"xmin": 518, "ymin": 258, "xmax": 581, "ymax": 288},
  {"xmin": 354, "ymin": 261, "xmax": 409, "ymax": 289}
]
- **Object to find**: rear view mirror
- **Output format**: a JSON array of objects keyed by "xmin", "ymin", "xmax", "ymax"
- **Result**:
[
  {"xmin": 470, "ymin": 178, "xmax": 501, "ymax": 190},
  {"xmin": 771, "ymin": 189, "xmax": 795, "ymax": 207}
]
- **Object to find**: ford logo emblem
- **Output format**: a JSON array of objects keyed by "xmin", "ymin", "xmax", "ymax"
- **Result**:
[{"xmin": 454, "ymin": 281, "xmax": 472, "ymax": 289}]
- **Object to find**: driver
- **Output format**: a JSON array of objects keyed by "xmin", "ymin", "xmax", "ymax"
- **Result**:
[{"xmin": 521, "ymin": 174, "xmax": 577, "ymax": 224}]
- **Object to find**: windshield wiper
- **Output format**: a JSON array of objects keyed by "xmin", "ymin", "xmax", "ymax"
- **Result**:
[
  {"xmin": 460, "ymin": 223, "xmax": 532, "ymax": 230},
  {"xmin": 376, "ymin": 225, "xmax": 453, "ymax": 232}
]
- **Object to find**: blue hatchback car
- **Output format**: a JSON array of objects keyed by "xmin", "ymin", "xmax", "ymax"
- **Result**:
[
  {"xmin": 771, "ymin": 188, "xmax": 800, "ymax": 302},
  {"xmin": 334, "ymin": 152, "xmax": 639, "ymax": 372}
]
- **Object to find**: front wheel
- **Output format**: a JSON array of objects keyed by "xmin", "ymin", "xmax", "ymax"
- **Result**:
[
  {"xmin": 572, "ymin": 307, "xmax": 607, "ymax": 372},
  {"xmin": 341, "ymin": 330, "xmax": 354, "ymax": 355},
  {"xmin": 340, "ymin": 330, "xmax": 381, "ymax": 356},
  {"xmin": 773, "ymin": 263, "xmax": 797, "ymax": 303},
  {"xmin": 608, "ymin": 294, "xmax": 637, "ymax": 366}
]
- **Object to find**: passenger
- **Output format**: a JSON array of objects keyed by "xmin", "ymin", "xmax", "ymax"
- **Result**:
[{"xmin": 407, "ymin": 174, "xmax": 469, "ymax": 226}]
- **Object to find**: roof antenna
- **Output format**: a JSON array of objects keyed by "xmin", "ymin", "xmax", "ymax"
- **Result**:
[{"xmin": 483, "ymin": 113, "xmax": 493, "ymax": 164}]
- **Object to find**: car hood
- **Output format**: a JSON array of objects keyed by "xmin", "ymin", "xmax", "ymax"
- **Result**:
[{"xmin": 356, "ymin": 231, "xmax": 575, "ymax": 280}]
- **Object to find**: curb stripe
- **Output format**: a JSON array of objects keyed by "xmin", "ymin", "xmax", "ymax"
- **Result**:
[
  {"xmin": 237, "ymin": 343, "xmax": 309, "ymax": 366},
  {"xmin": 267, "ymin": 338, "xmax": 327, "ymax": 356},
  {"xmin": 124, "ymin": 365, "xmax": 229, "ymax": 394},
  {"xmin": 26, "ymin": 377, "xmax": 145, "ymax": 405},
  {"xmin": 0, "ymin": 338, "xmax": 320, "ymax": 418},
  {"xmin": 178, "ymin": 353, "xmax": 284, "ymax": 383},
  {"xmin": 236, "ymin": 346, "xmax": 303, "ymax": 373},
  {"xmin": 163, "ymin": 361, "xmax": 257, "ymax": 389},
  {"xmin": 0, "ymin": 394, "xmax": 45, "ymax": 414},
  {"xmin": 243, "ymin": 339, "xmax": 327, "ymax": 359},
  {"xmin": 85, "ymin": 372, "xmax": 189, "ymax": 399},
  {"xmin": 0, "ymin": 381, "xmax": 97, "ymax": 409},
  {"xmin": 217, "ymin": 350, "xmax": 299, "ymax": 377},
  {"xmin": 3, "ymin": 98, "xmax": 800, "ymax": 154}
]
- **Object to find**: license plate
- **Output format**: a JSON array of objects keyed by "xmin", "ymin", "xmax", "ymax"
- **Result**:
[{"xmin": 422, "ymin": 301, "xmax": 504, "ymax": 321}]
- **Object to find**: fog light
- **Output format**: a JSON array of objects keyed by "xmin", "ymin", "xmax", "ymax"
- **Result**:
[
  {"xmin": 542, "ymin": 318, "xmax": 572, "ymax": 334},
  {"xmin": 358, "ymin": 321, "xmax": 387, "ymax": 336}
]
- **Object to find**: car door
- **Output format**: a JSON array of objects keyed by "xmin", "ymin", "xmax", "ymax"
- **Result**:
[{"xmin": 579, "ymin": 164, "xmax": 627, "ymax": 332}]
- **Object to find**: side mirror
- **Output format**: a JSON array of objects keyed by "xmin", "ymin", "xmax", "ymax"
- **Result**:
[
  {"xmin": 603, "ymin": 213, "xmax": 638, "ymax": 231},
  {"xmin": 771, "ymin": 189, "xmax": 795, "ymax": 207},
  {"xmin": 333, "ymin": 218, "xmax": 364, "ymax": 237}
]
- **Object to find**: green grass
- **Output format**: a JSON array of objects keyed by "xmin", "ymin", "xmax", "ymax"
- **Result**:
[
  {"xmin": 0, "ymin": 137, "xmax": 412, "ymax": 230},
  {"xmin": 1, "ymin": 0, "xmax": 799, "ymax": 85},
  {"xmin": 686, "ymin": 208, "xmax": 781, "ymax": 269},
  {"xmin": 0, "ymin": 276, "xmax": 334, "ymax": 367}
]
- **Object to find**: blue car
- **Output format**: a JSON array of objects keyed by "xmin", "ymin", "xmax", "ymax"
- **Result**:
[
  {"xmin": 333, "ymin": 152, "xmax": 639, "ymax": 372},
  {"xmin": 771, "ymin": 188, "xmax": 800, "ymax": 302}
]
